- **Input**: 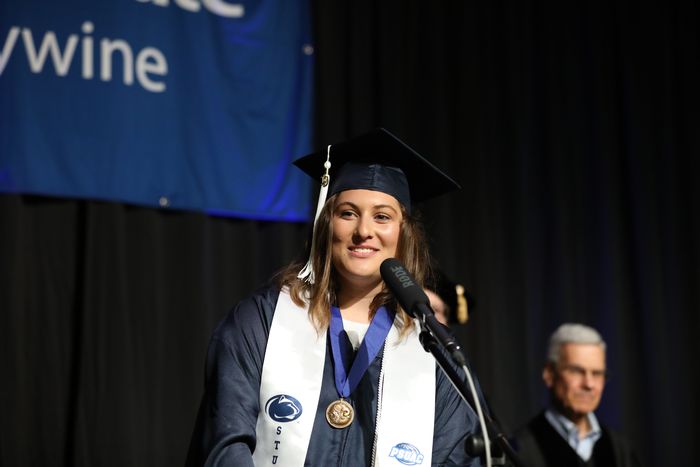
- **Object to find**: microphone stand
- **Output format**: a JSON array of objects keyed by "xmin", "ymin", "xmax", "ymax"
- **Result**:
[{"xmin": 418, "ymin": 330, "xmax": 529, "ymax": 467}]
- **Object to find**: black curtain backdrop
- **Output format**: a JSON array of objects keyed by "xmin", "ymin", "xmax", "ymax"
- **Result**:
[{"xmin": 1, "ymin": 2, "xmax": 698, "ymax": 465}]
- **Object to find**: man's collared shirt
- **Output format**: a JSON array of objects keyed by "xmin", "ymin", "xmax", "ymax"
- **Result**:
[{"xmin": 544, "ymin": 409, "xmax": 602, "ymax": 461}]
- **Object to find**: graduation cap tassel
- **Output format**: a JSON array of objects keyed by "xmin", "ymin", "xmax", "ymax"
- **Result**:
[
  {"xmin": 456, "ymin": 284, "xmax": 468, "ymax": 324},
  {"xmin": 298, "ymin": 145, "xmax": 332, "ymax": 284}
]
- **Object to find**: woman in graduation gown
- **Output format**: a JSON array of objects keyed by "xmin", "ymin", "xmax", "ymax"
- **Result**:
[{"xmin": 187, "ymin": 128, "xmax": 486, "ymax": 466}]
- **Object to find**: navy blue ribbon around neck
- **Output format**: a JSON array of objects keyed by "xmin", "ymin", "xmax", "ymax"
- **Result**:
[{"xmin": 329, "ymin": 305, "xmax": 394, "ymax": 398}]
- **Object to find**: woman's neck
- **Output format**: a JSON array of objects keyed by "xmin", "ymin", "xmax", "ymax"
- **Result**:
[{"xmin": 337, "ymin": 282, "xmax": 382, "ymax": 324}]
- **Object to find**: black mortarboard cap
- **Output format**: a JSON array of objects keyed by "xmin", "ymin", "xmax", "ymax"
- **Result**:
[
  {"xmin": 428, "ymin": 269, "xmax": 476, "ymax": 325},
  {"xmin": 293, "ymin": 127, "xmax": 461, "ymax": 213}
]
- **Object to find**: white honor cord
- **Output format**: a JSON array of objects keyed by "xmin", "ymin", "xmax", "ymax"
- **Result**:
[
  {"xmin": 370, "ymin": 346, "xmax": 386, "ymax": 467},
  {"xmin": 461, "ymin": 364, "xmax": 492, "ymax": 467}
]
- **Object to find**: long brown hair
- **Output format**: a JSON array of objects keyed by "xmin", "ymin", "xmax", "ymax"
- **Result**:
[{"xmin": 276, "ymin": 193, "xmax": 432, "ymax": 339}]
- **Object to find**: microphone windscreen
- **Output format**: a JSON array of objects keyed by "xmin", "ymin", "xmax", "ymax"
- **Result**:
[{"xmin": 380, "ymin": 258, "xmax": 430, "ymax": 317}]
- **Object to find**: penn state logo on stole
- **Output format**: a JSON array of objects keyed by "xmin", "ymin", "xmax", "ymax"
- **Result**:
[
  {"xmin": 389, "ymin": 443, "xmax": 425, "ymax": 465},
  {"xmin": 265, "ymin": 394, "xmax": 303, "ymax": 422}
]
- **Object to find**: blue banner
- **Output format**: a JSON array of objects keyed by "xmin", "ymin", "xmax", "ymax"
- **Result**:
[{"xmin": 0, "ymin": 0, "xmax": 314, "ymax": 221}]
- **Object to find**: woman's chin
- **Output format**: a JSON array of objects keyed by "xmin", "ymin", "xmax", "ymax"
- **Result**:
[{"xmin": 338, "ymin": 269, "xmax": 382, "ymax": 288}]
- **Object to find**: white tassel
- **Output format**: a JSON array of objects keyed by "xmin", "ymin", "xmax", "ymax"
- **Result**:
[{"xmin": 298, "ymin": 145, "xmax": 332, "ymax": 284}]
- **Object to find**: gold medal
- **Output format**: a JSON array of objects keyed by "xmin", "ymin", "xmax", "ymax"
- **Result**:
[{"xmin": 325, "ymin": 399, "xmax": 354, "ymax": 428}]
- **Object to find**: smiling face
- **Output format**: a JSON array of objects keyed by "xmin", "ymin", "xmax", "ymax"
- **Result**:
[
  {"xmin": 543, "ymin": 343, "xmax": 606, "ymax": 422},
  {"xmin": 331, "ymin": 189, "xmax": 403, "ymax": 291}
]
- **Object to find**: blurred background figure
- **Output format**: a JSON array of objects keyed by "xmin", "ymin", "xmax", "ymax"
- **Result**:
[
  {"xmin": 425, "ymin": 269, "xmax": 473, "ymax": 326},
  {"xmin": 512, "ymin": 323, "xmax": 640, "ymax": 467}
]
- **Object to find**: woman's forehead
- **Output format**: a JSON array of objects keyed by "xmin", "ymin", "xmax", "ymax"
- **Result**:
[{"xmin": 334, "ymin": 189, "xmax": 402, "ymax": 210}]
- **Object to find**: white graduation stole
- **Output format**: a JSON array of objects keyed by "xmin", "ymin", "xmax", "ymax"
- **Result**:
[
  {"xmin": 253, "ymin": 290, "xmax": 326, "ymax": 466},
  {"xmin": 374, "ymin": 322, "xmax": 435, "ymax": 467},
  {"xmin": 253, "ymin": 290, "xmax": 435, "ymax": 466}
]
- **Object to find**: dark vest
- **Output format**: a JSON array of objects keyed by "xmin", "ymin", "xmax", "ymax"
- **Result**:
[{"xmin": 512, "ymin": 412, "xmax": 640, "ymax": 467}]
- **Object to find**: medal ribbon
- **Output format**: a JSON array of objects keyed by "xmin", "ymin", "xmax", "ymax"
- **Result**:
[{"xmin": 329, "ymin": 305, "xmax": 394, "ymax": 398}]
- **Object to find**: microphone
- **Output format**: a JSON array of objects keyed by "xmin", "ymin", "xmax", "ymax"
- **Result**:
[{"xmin": 380, "ymin": 258, "xmax": 467, "ymax": 366}]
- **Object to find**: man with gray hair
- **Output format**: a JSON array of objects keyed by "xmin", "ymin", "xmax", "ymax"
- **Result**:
[{"xmin": 512, "ymin": 323, "xmax": 640, "ymax": 466}]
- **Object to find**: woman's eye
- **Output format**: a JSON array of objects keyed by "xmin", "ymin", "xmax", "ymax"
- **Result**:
[
  {"xmin": 375, "ymin": 213, "xmax": 391, "ymax": 222},
  {"xmin": 339, "ymin": 210, "xmax": 356, "ymax": 218}
]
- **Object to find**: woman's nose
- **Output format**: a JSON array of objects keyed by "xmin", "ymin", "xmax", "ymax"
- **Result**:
[{"xmin": 354, "ymin": 216, "xmax": 373, "ymax": 239}]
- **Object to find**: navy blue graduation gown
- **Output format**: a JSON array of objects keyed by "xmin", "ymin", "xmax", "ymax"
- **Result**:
[{"xmin": 187, "ymin": 286, "xmax": 484, "ymax": 466}]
